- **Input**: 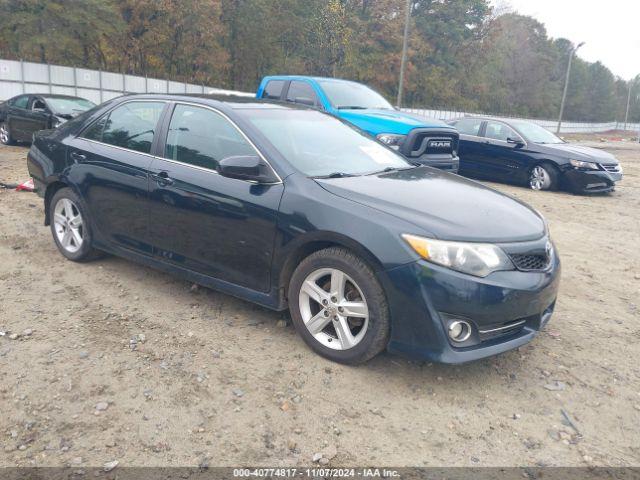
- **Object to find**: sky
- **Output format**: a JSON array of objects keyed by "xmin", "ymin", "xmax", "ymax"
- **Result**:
[{"xmin": 495, "ymin": 0, "xmax": 640, "ymax": 81}]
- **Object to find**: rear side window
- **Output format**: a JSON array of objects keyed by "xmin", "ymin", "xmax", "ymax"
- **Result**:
[
  {"xmin": 262, "ymin": 80, "xmax": 285, "ymax": 100},
  {"xmin": 12, "ymin": 96, "xmax": 29, "ymax": 109},
  {"xmin": 82, "ymin": 101, "xmax": 165, "ymax": 154},
  {"xmin": 164, "ymin": 104, "xmax": 256, "ymax": 170},
  {"xmin": 286, "ymin": 81, "xmax": 319, "ymax": 106},
  {"xmin": 454, "ymin": 118, "xmax": 482, "ymax": 136}
]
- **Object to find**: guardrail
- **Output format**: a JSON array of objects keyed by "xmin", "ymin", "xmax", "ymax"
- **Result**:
[
  {"xmin": 0, "ymin": 58, "xmax": 251, "ymax": 105},
  {"xmin": 401, "ymin": 108, "xmax": 640, "ymax": 134},
  {"xmin": 1, "ymin": 58, "xmax": 637, "ymax": 134}
]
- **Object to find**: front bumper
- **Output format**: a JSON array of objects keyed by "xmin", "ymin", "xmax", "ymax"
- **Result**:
[
  {"xmin": 562, "ymin": 168, "xmax": 622, "ymax": 193},
  {"xmin": 380, "ymin": 251, "xmax": 560, "ymax": 364}
]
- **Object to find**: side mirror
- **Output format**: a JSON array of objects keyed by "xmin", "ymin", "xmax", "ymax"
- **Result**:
[
  {"xmin": 33, "ymin": 107, "xmax": 47, "ymax": 113},
  {"xmin": 218, "ymin": 155, "xmax": 278, "ymax": 183},
  {"xmin": 507, "ymin": 137, "xmax": 525, "ymax": 146}
]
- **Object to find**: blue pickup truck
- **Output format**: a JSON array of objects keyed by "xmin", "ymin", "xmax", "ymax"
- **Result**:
[{"xmin": 256, "ymin": 75, "xmax": 459, "ymax": 172}]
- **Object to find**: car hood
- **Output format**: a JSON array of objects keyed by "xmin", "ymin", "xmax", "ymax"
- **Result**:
[
  {"xmin": 316, "ymin": 167, "xmax": 545, "ymax": 243},
  {"xmin": 337, "ymin": 109, "xmax": 454, "ymax": 136},
  {"xmin": 54, "ymin": 111, "xmax": 85, "ymax": 120},
  {"xmin": 539, "ymin": 143, "xmax": 618, "ymax": 165}
]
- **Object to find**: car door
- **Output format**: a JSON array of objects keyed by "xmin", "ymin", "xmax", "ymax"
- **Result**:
[
  {"xmin": 23, "ymin": 96, "xmax": 52, "ymax": 139},
  {"xmin": 7, "ymin": 95, "xmax": 31, "ymax": 141},
  {"xmin": 451, "ymin": 118, "xmax": 485, "ymax": 176},
  {"xmin": 479, "ymin": 120, "xmax": 529, "ymax": 181},
  {"xmin": 147, "ymin": 103, "xmax": 284, "ymax": 293},
  {"xmin": 67, "ymin": 100, "xmax": 167, "ymax": 254}
]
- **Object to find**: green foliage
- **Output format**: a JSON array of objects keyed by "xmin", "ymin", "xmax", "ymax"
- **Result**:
[{"xmin": 0, "ymin": 0, "xmax": 636, "ymax": 121}]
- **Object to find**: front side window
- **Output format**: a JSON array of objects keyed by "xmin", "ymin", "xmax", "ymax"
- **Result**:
[
  {"xmin": 262, "ymin": 80, "xmax": 285, "ymax": 100},
  {"xmin": 454, "ymin": 118, "xmax": 482, "ymax": 136},
  {"xmin": 82, "ymin": 116, "xmax": 108, "ymax": 142},
  {"xmin": 509, "ymin": 121, "xmax": 563, "ymax": 144},
  {"xmin": 484, "ymin": 121, "xmax": 518, "ymax": 142},
  {"xmin": 286, "ymin": 81, "xmax": 319, "ymax": 106},
  {"xmin": 240, "ymin": 109, "xmax": 410, "ymax": 177},
  {"xmin": 12, "ymin": 95, "xmax": 29, "ymax": 109},
  {"xmin": 83, "ymin": 101, "xmax": 165, "ymax": 154},
  {"xmin": 31, "ymin": 98, "xmax": 47, "ymax": 111},
  {"xmin": 164, "ymin": 104, "xmax": 256, "ymax": 170}
]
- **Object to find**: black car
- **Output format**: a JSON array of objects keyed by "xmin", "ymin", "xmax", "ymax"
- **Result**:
[
  {"xmin": 449, "ymin": 117, "xmax": 623, "ymax": 193},
  {"xmin": 0, "ymin": 94, "xmax": 96, "ymax": 145},
  {"xmin": 27, "ymin": 94, "xmax": 560, "ymax": 365}
]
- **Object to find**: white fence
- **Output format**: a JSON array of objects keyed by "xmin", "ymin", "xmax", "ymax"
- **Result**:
[
  {"xmin": 0, "ymin": 58, "xmax": 251, "ymax": 105},
  {"xmin": 1, "ymin": 58, "xmax": 637, "ymax": 134},
  {"xmin": 401, "ymin": 108, "xmax": 640, "ymax": 134}
]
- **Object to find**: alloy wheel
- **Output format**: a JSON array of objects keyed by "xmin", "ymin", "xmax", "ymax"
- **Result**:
[
  {"xmin": 53, "ymin": 198, "xmax": 84, "ymax": 253},
  {"xmin": 0, "ymin": 124, "xmax": 9, "ymax": 144},
  {"xmin": 298, "ymin": 268, "xmax": 369, "ymax": 350},
  {"xmin": 529, "ymin": 166, "xmax": 551, "ymax": 190}
]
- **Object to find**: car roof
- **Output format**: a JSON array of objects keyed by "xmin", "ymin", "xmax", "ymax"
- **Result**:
[
  {"xmin": 262, "ymin": 75, "xmax": 364, "ymax": 85},
  {"xmin": 35, "ymin": 94, "xmax": 91, "ymax": 100},
  {"xmin": 455, "ymin": 115, "xmax": 527, "ymax": 124},
  {"xmin": 112, "ymin": 93, "xmax": 313, "ymax": 111}
]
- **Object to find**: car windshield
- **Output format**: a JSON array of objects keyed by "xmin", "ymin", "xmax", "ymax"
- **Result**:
[
  {"xmin": 46, "ymin": 97, "xmax": 96, "ymax": 115},
  {"xmin": 319, "ymin": 81, "xmax": 394, "ymax": 110},
  {"xmin": 240, "ymin": 109, "xmax": 411, "ymax": 177},
  {"xmin": 510, "ymin": 121, "xmax": 564, "ymax": 144}
]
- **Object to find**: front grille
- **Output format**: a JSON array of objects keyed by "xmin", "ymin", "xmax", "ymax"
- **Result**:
[
  {"xmin": 510, "ymin": 253, "xmax": 549, "ymax": 271},
  {"xmin": 402, "ymin": 129, "xmax": 459, "ymax": 158},
  {"xmin": 409, "ymin": 135, "xmax": 458, "ymax": 157},
  {"xmin": 600, "ymin": 164, "xmax": 620, "ymax": 173}
]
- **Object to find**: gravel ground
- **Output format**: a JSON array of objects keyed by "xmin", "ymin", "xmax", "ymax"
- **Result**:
[{"xmin": 0, "ymin": 138, "xmax": 639, "ymax": 468}]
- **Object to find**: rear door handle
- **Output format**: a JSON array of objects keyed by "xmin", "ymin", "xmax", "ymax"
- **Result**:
[
  {"xmin": 70, "ymin": 151, "xmax": 86, "ymax": 162},
  {"xmin": 151, "ymin": 171, "xmax": 174, "ymax": 187}
]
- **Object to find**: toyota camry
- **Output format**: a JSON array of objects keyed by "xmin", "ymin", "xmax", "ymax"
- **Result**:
[{"xmin": 27, "ymin": 94, "xmax": 560, "ymax": 364}]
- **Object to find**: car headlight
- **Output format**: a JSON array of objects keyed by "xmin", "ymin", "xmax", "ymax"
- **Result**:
[
  {"xmin": 376, "ymin": 133, "xmax": 406, "ymax": 150},
  {"xmin": 402, "ymin": 234, "xmax": 514, "ymax": 277},
  {"xmin": 570, "ymin": 159, "xmax": 599, "ymax": 170}
]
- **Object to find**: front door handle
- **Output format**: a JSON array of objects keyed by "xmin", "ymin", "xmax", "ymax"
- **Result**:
[
  {"xmin": 70, "ymin": 151, "xmax": 86, "ymax": 162},
  {"xmin": 151, "ymin": 171, "xmax": 174, "ymax": 187}
]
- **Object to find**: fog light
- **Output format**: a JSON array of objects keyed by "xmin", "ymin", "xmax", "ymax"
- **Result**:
[{"xmin": 448, "ymin": 320, "xmax": 471, "ymax": 342}]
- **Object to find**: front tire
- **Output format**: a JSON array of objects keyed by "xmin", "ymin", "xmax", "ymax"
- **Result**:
[
  {"xmin": 0, "ymin": 121, "xmax": 14, "ymax": 145},
  {"xmin": 529, "ymin": 163, "xmax": 559, "ymax": 191},
  {"xmin": 49, "ymin": 188, "xmax": 102, "ymax": 262},
  {"xmin": 288, "ymin": 247, "xmax": 389, "ymax": 364}
]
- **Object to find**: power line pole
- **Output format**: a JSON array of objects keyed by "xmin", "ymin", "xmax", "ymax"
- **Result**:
[
  {"xmin": 396, "ymin": 0, "xmax": 412, "ymax": 108},
  {"xmin": 557, "ymin": 41, "xmax": 585, "ymax": 134},
  {"xmin": 624, "ymin": 77, "xmax": 635, "ymax": 131}
]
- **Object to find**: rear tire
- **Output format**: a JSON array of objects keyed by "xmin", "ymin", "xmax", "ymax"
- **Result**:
[
  {"xmin": 0, "ymin": 121, "xmax": 14, "ymax": 145},
  {"xmin": 49, "ymin": 188, "xmax": 103, "ymax": 262},
  {"xmin": 529, "ymin": 163, "xmax": 559, "ymax": 191},
  {"xmin": 288, "ymin": 247, "xmax": 389, "ymax": 364}
]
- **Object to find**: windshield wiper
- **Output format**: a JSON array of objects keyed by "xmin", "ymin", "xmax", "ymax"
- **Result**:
[
  {"xmin": 313, "ymin": 172, "xmax": 358, "ymax": 179},
  {"xmin": 366, "ymin": 166, "xmax": 415, "ymax": 175}
]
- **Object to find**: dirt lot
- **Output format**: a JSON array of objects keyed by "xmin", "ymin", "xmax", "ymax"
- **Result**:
[{"xmin": 1, "ymin": 137, "xmax": 639, "ymax": 468}]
